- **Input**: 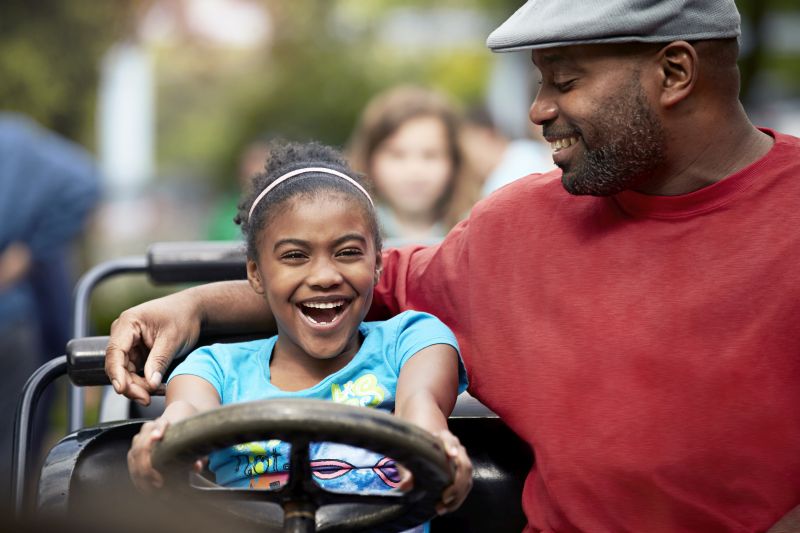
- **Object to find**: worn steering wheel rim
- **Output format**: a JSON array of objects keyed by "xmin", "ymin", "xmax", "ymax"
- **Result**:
[{"xmin": 152, "ymin": 399, "xmax": 452, "ymax": 532}]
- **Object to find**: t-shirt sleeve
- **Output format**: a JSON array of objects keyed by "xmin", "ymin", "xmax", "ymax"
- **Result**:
[
  {"xmin": 392, "ymin": 311, "xmax": 468, "ymax": 394},
  {"xmin": 168, "ymin": 345, "xmax": 226, "ymax": 399},
  {"xmin": 367, "ymin": 218, "xmax": 472, "ymax": 344}
]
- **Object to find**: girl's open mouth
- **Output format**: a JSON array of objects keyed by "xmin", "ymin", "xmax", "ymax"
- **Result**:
[{"xmin": 297, "ymin": 299, "xmax": 350, "ymax": 326}]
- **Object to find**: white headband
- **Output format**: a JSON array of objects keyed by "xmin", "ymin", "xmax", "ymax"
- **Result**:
[{"xmin": 248, "ymin": 166, "xmax": 374, "ymax": 220}]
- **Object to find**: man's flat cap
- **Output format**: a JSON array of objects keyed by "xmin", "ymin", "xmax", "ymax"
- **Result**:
[{"xmin": 487, "ymin": 0, "xmax": 740, "ymax": 52}]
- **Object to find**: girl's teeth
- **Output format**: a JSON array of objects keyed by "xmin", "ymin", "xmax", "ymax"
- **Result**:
[
  {"xmin": 303, "ymin": 301, "xmax": 344, "ymax": 309},
  {"xmin": 300, "ymin": 300, "xmax": 347, "ymax": 324}
]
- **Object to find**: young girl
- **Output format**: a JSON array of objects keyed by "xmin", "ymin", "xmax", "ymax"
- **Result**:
[
  {"xmin": 128, "ymin": 141, "xmax": 472, "ymax": 529},
  {"xmin": 347, "ymin": 85, "xmax": 479, "ymax": 241}
]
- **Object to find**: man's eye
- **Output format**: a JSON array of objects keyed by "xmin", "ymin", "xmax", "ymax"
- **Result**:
[{"xmin": 553, "ymin": 79, "xmax": 576, "ymax": 92}]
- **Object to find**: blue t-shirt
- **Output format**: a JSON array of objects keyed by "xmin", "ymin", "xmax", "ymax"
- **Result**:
[{"xmin": 170, "ymin": 311, "xmax": 467, "ymax": 498}]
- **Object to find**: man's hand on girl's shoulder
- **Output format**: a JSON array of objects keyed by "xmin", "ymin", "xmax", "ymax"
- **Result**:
[{"xmin": 106, "ymin": 292, "xmax": 202, "ymax": 405}]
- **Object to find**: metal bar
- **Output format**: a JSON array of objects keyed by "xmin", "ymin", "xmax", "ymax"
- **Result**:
[
  {"xmin": 12, "ymin": 355, "xmax": 68, "ymax": 517},
  {"xmin": 68, "ymin": 257, "xmax": 147, "ymax": 432}
]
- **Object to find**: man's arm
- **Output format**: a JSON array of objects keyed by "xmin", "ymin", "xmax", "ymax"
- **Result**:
[
  {"xmin": 106, "ymin": 221, "xmax": 469, "ymax": 403},
  {"xmin": 105, "ymin": 280, "xmax": 272, "ymax": 405}
]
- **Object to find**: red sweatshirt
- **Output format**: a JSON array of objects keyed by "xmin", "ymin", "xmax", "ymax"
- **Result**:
[{"xmin": 369, "ymin": 129, "xmax": 800, "ymax": 532}]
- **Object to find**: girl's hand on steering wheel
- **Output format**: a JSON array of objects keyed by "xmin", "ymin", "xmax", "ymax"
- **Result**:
[
  {"xmin": 128, "ymin": 417, "xmax": 170, "ymax": 492},
  {"xmin": 435, "ymin": 429, "xmax": 473, "ymax": 515}
]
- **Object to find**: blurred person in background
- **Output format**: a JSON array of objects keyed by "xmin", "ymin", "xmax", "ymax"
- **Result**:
[
  {"xmin": 0, "ymin": 112, "xmax": 100, "ymax": 505},
  {"xmin": 347, "ymin": 85, "xmax": 479, "ymax": 242},
  {"xmin": 206, "ymin": 138, "xmax": 271, "ymax": 242},
  {"xmin": 462, "ymin": 105, "xmax": 554, "ymax": 197}
]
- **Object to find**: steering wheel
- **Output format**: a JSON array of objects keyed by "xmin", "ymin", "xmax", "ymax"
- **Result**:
[{"xmin": 151, "ymin": 399, "xmax": 453, "ymax": 533}]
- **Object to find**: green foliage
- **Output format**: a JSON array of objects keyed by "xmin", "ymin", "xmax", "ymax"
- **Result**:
[
  {"xmin": 0, "ymin": 0, "xmax": 136, "ymax": 146},
  {"xmin": 155, "ymin": 0, "xmax": 493, "ymax": 192}
]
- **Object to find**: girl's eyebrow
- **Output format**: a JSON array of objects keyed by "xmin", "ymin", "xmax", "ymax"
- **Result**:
[
  {"xmin": 272, "ymin": 234, "xmax": 368, "ymax": 252},
  {"xmin": 332, "ymin": 233, "xmax": 368, "ymax": 247},
  {"xmin": 273, "ymin": 238, "xmax": 309, "ymax": 252}
]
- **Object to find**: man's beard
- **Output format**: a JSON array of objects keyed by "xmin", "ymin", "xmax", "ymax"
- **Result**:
[{"xmin": 556, "ymin": 80, "xmax": 666, "ymax": 196}]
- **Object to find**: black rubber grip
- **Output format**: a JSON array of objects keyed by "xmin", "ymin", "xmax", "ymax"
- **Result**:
[
  {"xmin": 67, "ymin": 336, "xmax": 111, "ymax": 386},
  {"xmin": 146, "ymin": 241, "xmax": 247, "ymax": 284}
]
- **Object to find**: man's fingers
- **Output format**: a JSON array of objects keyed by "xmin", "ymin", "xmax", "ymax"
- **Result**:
[
  {"xmin": 105, "ymin": 317, "xmax": 141, "ymax": 392},
  {"xmin": 143, "ymin": 335, "xmax": 179, "ymax": 391},
  {"xmin": 106, "ymin": 346, "xmax": 131, "ymax": 394},
  {"xmin": 127, "ymin": 380, "xmax": 153, "ymax": 406}
]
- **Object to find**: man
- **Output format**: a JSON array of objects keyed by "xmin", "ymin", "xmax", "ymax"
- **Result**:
[{"xmin": 106, "ymin": 0, "xmax": 800, "ymax": 530}]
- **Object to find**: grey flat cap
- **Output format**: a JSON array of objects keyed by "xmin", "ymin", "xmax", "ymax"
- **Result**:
[{"xmin": 487, "ymin": 0, "xmax": 740, "ymax": 52}]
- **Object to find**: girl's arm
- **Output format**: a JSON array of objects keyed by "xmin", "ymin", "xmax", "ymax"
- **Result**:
[
  {"xmin": 128, "ymin": 375, "xmax": 221, "ymax": 492},
  {"xmin": 395, "ymin": 344, "xmax": 472, "ymax": 515}
]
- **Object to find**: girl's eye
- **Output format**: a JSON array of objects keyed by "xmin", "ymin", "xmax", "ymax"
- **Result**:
[
  {"xmin": 281, "ymin": 251, "xmax": 307, "ymax": 261},
  {"xmin": 337, "ymin": 248, "xmax": 363, "ymax": 258}
]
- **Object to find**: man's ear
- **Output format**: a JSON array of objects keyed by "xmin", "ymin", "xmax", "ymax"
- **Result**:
[
  {"xmin": 374, "ymin": 253, "xmax": 383, "ymax": 286},
  {"xmin": 656, "ymin": 41, "xmax": 698, "ymax": 108},
  {"xmin": 247, "ymin": 259, "xmax": 265, "ymax": 295}
]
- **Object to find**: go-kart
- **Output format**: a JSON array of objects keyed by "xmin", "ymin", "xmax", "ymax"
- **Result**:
[{"xmin": 12, "ymin": 241, "xmax": 531, "ymax": 532}]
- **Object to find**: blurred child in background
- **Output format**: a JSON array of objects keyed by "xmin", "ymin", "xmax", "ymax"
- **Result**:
[{"xmin": 347, "ymin": 86, "xmax": 478, "ymax": 242}]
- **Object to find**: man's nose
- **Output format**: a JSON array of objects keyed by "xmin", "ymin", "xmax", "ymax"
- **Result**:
[
  {"xmin": 306, "ymin": 258, "xmax": 344, "ymax": 288},
  {"xmin": 529, "ymin": 89, "xmax": 557, "ymax": 126}
]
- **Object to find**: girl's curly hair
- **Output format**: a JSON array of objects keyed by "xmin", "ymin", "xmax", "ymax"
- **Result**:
[{"xmin": 234, "ymin": 141, "xmax": 382, "ymax": 259}]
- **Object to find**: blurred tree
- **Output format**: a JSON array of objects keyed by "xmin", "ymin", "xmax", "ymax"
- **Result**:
[{"xmin": 0, "ymin": 0, "xmax": 138, "ymax": 146}]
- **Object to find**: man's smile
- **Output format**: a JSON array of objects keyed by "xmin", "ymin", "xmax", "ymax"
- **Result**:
[
  {"xmin": 546, "ymin": 134, "xmax": 581, "ymax": 166},
  {"xmin": 548, "ymin": 135, "xmax": 580, "ymax": 152}
]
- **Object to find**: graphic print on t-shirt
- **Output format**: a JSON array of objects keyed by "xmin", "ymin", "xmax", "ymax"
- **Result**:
[{"xmin": 330, "ymin": 373, "xmax": 387, "ymax": 407}]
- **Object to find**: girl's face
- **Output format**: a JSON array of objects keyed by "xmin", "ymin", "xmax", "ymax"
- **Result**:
[
  {"xmin": 370, "ymin": 115, "xmax": 453, "ymax": 219},
  {"xmin": 247, "ymin": 194, "xmax": 380, "ymax": 366}
]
